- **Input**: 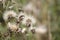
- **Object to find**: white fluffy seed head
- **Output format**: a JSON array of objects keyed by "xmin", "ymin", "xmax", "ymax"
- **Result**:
[
  {"xmin": 17, "ymin": 12, "xmax": 27, "ymax": 21},
  {"xmin": 7, "ymin": 22, "xmax": 19, "ymax": 32},
  {"xmin": 35, "ymin": 25, "xmax": 47, "ymax": 34},
  {"xmin": 22, "ymin": 16, "xmax": 36, "ymax": 25},
  {"xmin": 3, "ymin": 10, "xmax": 17, "ymax": 22}
]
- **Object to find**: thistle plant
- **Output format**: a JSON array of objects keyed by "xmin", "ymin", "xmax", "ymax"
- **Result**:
[
  {"xmin": 2, "ymin": 9, "xmax": 37, "ymax": 40},
  {"xmin": 0, "ymin": 0, "xmax": 49, "ymax": 40}
]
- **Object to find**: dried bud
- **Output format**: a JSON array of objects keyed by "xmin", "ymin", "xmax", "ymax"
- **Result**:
[
  {"xmin": 31, "ymin": 29, "xmax": 35, "ymax": 34},
  {"xmin": 19, "ymin": 15, "xmax": 25, "ymax": 21}
]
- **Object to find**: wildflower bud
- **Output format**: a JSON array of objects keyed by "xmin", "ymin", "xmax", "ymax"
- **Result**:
[
  {"xmin": 31, "ymin": 29, "xmax": 35, "ymax": 34},
  {"xmin": 16, "ymin": 20, "xmax": 20, "ymax": 24},
  {"xmin": 17, "ymin": 12, "xmax": 26, "ymax": 22},
  {"xmin": 19, "ymin": 15, "xmax": 25, "ymax": 21},
  {"xmin": 26, "ymin": 19, "xmax": 31, "ymax": 27},
  {"xmin": 26, "ymin": 23, "xmax": 31, "ymax": 27}
]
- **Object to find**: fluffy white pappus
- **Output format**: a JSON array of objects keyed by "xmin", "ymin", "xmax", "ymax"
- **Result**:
[
  {"xmin": 21, "ymin": 28, "xmax": 27, "ymax": 33},
  {"xmin": 3, "ymin": 10, "xmax": 17, "ymax": 21},
  {"xmin": 7, "ymin": 22, "xmax": 19, "ymax": 32},
  {"xmin": 35, "ymin": 25, "xmax": 47, "ymax": 34},
  {"xmin": 22, "ymin": 16, "xmax": 36, "ymax": 25}
]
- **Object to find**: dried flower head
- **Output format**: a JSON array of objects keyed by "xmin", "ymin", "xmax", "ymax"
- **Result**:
[
  {"xmin": 22, "ymin": 16, "xmax": 36, "ymax": 26},
  {"xmin": 7, "ymin": 22, "xmax": 19, "ymax": 32},
  {"xmin": 3, "ymin": 10, "xmax": 17, "ymax": 22},
  {"xmin": 17, "ymin": 12, "xmax": 27, "ymax": 21}
]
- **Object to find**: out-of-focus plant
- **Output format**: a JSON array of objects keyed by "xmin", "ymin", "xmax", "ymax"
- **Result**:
[{"xmin": 0, "ymin": 0, "xmax": 60, "ymax": 40}]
